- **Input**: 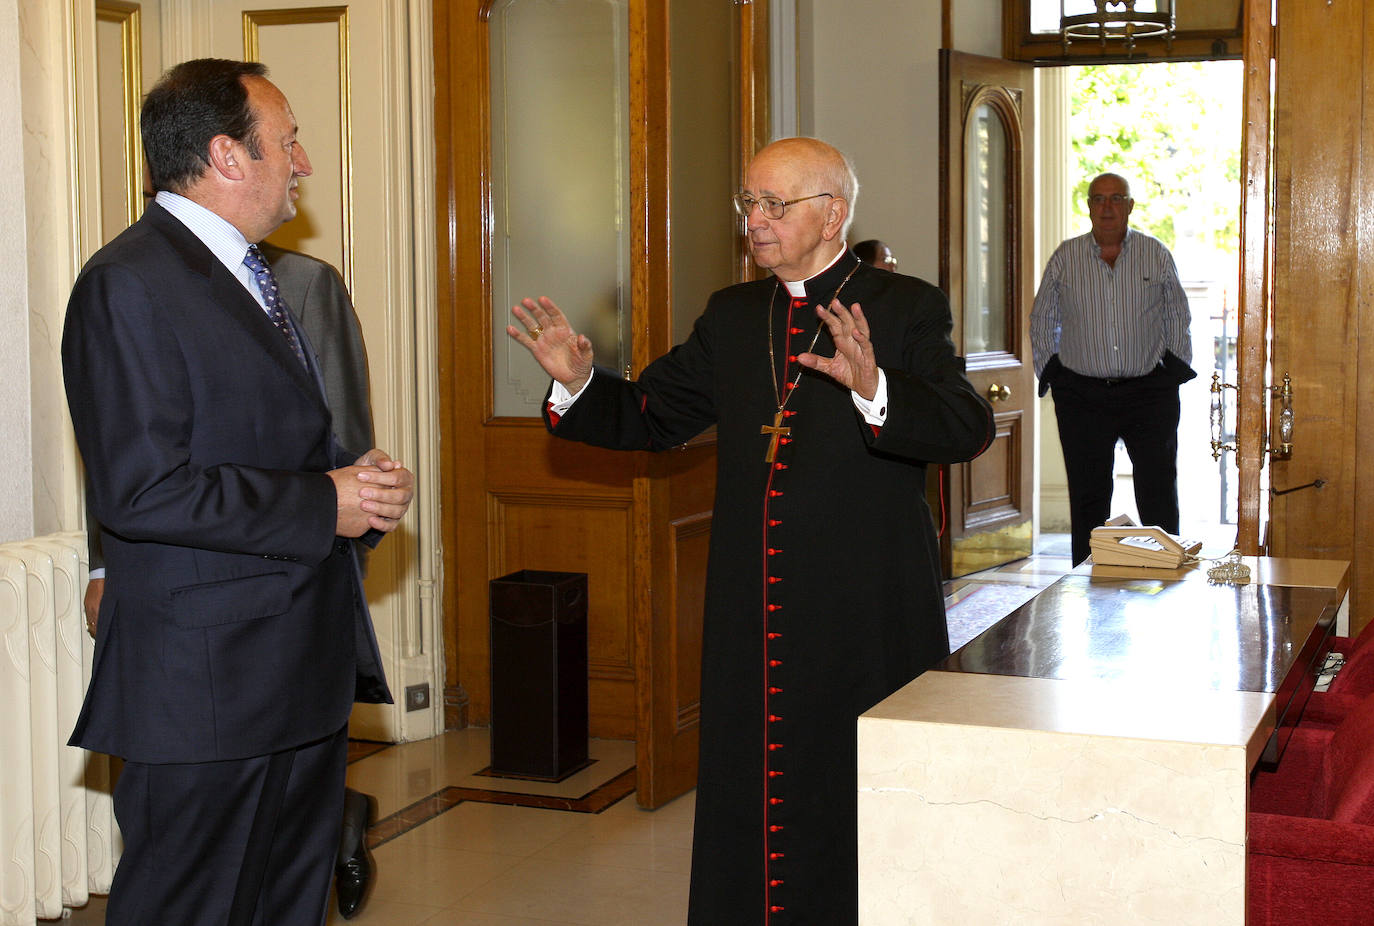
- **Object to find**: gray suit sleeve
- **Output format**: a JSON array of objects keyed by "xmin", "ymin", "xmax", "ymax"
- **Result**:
[{"xmin": 263, "ymin": 245, "xmax": 375, "ymax": 456}]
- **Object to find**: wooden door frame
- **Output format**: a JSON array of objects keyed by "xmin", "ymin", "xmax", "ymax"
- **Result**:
[
  {"xmin": 434, "ymin": 0, "xmax": 487, "ymax": 730},
  {"xmin": 1234, "ymin": 0, "xmax": 1273, "ymax": 554}
]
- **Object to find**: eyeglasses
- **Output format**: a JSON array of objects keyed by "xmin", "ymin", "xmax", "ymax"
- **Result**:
[
  {"xmin": 732, "ymin": 192, "xmax": 833, "ymax": 220},
  {"xmin": 1088, "ymin": 193, "xmax": 1130, "ymax": 206}
]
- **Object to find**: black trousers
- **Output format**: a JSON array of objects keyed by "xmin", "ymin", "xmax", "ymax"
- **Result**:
[
  {"xmin": 105, "ymin": 724, "xmax": 348, "ymax": 926},
  {"xmin": 1051, "ymin": 366, "xmax": 1181, "ymax": 565}
]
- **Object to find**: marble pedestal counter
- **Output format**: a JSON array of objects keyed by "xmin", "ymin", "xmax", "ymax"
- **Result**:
[{"xmin": 857, "ymin": 557, "xmax": 1348, "ymax": 925}]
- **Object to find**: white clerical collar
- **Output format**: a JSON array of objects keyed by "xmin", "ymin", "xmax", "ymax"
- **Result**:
[{"xmin": 780, "ymin": 244, "xmax": 849, "ymax": 298}]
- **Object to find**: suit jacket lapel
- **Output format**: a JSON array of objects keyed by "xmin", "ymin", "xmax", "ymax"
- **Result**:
[{"xmin": 142, "ymin": 204, "xmax": 331, "ymax": 418}]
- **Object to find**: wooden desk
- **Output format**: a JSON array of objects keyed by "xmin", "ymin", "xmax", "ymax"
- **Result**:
[{"xmin": 857, "ymin": 556, "xmax": 1348, "ymax": 925}]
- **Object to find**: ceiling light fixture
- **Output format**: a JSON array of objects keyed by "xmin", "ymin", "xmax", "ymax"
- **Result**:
[{"xmin": 1061, "ymin": 0, "xmax": 1175, "ymax": 56}]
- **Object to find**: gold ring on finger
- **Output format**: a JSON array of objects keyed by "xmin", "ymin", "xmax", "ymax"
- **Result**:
[{"xmin": 530, "ymin": 325, "xmax": 544, "ymax": 340}]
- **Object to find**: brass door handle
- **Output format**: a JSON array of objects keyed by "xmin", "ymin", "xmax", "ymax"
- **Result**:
[{"xmin": 987, "ymin": 383, "xmax": 1012, "ymax": 402}]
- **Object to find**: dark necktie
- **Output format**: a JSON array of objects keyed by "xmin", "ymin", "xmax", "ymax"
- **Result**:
[{"xmin": 243, "ymin": 244, "xmax": 307, "ymax": 368}]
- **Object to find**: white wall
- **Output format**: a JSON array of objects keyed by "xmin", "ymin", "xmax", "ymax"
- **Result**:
[
  {"xmin": 952, "ymin": 2, "xmax": 1002, "ymax": 58},
  {"xmin": 797, "ymin": 1, "xmax": 942, "ymax": 281},
  {"xmin": 796, "ymin": 0, "xmax": 1003, "ymax": 282}
]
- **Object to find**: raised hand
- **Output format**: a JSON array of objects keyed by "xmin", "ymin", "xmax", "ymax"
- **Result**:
[
  {"xmin": 507, "ymin": 296, "xmax": 595, "ymax": 393},
  {"xmin": 795, "ymin": 299, "xmax": 880, "ymax": 400}
]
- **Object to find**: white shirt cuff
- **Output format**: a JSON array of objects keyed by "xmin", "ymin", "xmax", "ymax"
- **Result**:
[
  {"xmin": 851, "ymin": 369, "xmax": 888, "ymax": 426},
  {"xmin": 549, "ymin": 370, "xmax": 594, "ymax": 416}
]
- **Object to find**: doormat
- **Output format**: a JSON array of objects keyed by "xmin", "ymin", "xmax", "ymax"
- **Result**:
[{"xmin": 946, "ymin": 583, "xmax": 1042, "ymax": 650}]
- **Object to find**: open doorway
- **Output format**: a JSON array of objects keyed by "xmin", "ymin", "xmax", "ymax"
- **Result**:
[
  {"xmin": 1038, "ymin": 58, "xmax": 1245, "ymax": 558},
  {"xmin": 939, "ymin": 54, "xmax": 1245, "ymax": 647}
]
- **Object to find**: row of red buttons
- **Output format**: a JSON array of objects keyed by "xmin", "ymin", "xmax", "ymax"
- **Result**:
[{"xmin": 762, "ymin": 297, "xmax": 810, "ymax": 921}]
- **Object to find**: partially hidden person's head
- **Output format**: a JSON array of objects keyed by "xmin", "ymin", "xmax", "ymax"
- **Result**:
[
  {"xmin": 1086, "ymin": 172, "xmax": 1134, "ymax": 246},
  {"xmin": 736, "ymin": 137, "xmax": 859, "ymax": 281},
  {"xmin": 141, "ymin": 58, "xmax": 313, "ymax": 243},
  {"xmin": 853, "ymin": 239, "xmax": 897, "ymax": 272}
]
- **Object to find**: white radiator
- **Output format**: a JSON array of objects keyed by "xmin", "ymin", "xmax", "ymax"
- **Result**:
[{"xmin": 0, "ymin": 532, "xmax": 119, "ymax": 925}]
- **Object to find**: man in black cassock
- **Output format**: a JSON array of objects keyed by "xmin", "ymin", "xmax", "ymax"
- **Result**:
[{"xmin": 508, "ymin": 137, "xmax": 994, "ymax": 925}]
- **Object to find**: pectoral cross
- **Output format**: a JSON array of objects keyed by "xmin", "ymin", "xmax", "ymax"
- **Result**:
[{"xmin": 761, "ymin": 409, "xmax": 790, "ymax": 463}]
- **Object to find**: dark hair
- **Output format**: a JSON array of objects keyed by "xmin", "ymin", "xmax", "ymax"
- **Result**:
[
  {"xmin": 141, "ymin": 58, "xmax": 268, "ymax": 194},
  {"xmin": 853, "ymin": 239, "xmax": 884, "ymax": 264}
]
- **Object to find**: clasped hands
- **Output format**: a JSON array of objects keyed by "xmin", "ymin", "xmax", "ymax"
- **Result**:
[
  {"xmin": 330, "ymin": 449, "xmax": 414, "ymax": 537},
  {"xmin": 506, "ymin": 295, "xmax": 878, "ymax": 400}
]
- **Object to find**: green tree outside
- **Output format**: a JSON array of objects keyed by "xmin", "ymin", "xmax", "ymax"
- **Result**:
[{"xmin": 1068, "ymin": 61, "xmax": 1243, "ymax": 266}]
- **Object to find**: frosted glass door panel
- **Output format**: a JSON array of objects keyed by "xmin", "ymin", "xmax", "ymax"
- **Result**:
[
  {"xmin": 490, "ymin": 0, "xmax": 631, "ymax": 417},
  {"xmin": 964, "ymin": 102, "xmax": 1008, "ymax": 356}
]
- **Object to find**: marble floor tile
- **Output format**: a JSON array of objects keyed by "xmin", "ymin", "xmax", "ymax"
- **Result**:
[
  {"xmin": 366, "ymin": 831, "xmax": 527, "ymax": 908},
  {"xmin": 532, "ymin": 800, "xmax": 695, "ymax": 874},
  {"xmin": 325, "ymin": 896, "xmax": 447, "ymax": 926},
  {"xmin": 444, "ymin": 856, "xmax": 690, "ymax": 926},
  {"xmin": 416, "ymin": 910, "xmax": 587, "ymax": 926},
  {"xmin": 404, "ymin": 800, "xmax": 594, "ymax": 857}
]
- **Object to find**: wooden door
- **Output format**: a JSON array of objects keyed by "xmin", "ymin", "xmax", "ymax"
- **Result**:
[
  {"xmin": 938, "ymin": 50, "xmax": 1036, "ymax": 578},
  {"xmin": 1264, "ymin": 0, "xmax": 1374, "ymax": 637},
  {"xmin": 435, "ymin": 0, "xmax": 766, "ymax": 808}
]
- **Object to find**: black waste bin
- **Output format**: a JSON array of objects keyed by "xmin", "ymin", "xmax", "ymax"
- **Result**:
[{"xmin": 489, "ymin": 570, "xmax": 589, "ymax": 779}]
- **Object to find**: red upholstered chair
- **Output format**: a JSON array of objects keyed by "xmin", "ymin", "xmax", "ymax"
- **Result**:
[{"xmin": 1249, "ymin": 691, "xmax": 1374, "ymax": 924}]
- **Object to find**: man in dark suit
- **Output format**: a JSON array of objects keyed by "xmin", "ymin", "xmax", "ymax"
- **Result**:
[
  {"xmin": 81, "ymin": 240, "xmax": 386, "ymax": 920},
  {"xmin": 62, "ymin": 58, "xmax": 413, "ymax": 926}
]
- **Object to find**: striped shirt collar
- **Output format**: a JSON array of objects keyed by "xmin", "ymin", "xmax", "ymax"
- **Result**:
[
  {"xmin": 1089, "ymin": 226, "xmax": 1135, "ymax": 257},
  {"xmin": 154, "ymin": 190, "xmax": 253, "ymax": 278},
  {"xmin": 155, "ymin": 190, "xmax": 270, "ymax": 311}
]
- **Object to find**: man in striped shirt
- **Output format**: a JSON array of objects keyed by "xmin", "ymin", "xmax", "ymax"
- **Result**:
[{"xmin": 1031, "ymin": 172, "xmax": 1195, "ymax": 565}]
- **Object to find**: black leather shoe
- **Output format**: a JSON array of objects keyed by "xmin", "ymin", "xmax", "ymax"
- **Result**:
[{"xmin": 336, "ymin": 789, "xmax": 378, "ymax": 920}]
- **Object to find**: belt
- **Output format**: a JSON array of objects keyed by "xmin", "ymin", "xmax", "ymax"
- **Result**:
[{"xmin": 1075, "ymin": 370, "xmax": 1154, "ymax": 387}]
